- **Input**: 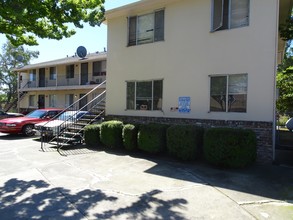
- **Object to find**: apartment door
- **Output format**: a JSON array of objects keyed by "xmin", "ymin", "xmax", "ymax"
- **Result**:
[
  {"xmin": 38, "ymin": 95, "xmax": 45, "ymax": 109},
  {"xmin": 79, "ymin": 94, "xmax": 87, "ymax": 111},
  {"xmin": 81, "ymin": 63, "xmax": 88, "ymax": 85},
  {"xmin": 39, "ymin": 68, "xmax": 45, "ymax": 87}
]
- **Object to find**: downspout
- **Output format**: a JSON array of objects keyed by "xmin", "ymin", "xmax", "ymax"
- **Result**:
[
  {"xmin": 17, "ymin": 71, "xmax": 20, "ymax": 113},
  {"xmin": 272, "ymin": 0, "xmax": 280, "ymax": 162}
]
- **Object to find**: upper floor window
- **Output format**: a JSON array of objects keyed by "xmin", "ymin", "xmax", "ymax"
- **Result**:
[
  {"xmin": 93, "ymin": 60, "xmax": 106, "ymax": 76},
  {"xmin": 49, "ymin": 67, "xmax": 56, "ymax": 80},
  {"xmin": 66, "ymin": 64, "xmax": 74, "ymax": 78},
  {"xmin": 128, "ymin": 9, "xmax": 164, "ymax": 46},
  {"xmin": 210, "ymin": 74, "xmax": 247, "ymax": 112},
  {"xmin": 126, "ymin": 80, "xmax": 163, "ymax": 111},
  {"xmin": 211, "ymin": 0, "xmax": 249, "ymax": 32},
  {"xmin": 29, "ymin": 69, "xmax": 36, "ymax": 81}
]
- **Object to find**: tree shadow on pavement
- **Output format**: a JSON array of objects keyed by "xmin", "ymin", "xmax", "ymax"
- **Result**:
[{"xmin": 0, "ymin": 178, "xmax": 188, "ymax": 219}]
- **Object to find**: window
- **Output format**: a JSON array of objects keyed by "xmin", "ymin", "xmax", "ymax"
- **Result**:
[
  {"xmin": 66, "ymin": 64, "xmax": 74, "ymax": 78},
  {"xmin": 49, "ymin": 94, "xmax": 57, "ymax": 107},
  {"xmin": 211, "ymin": 0, "xmax": 249, "ymax": 32},
  {"xmin": 49, "ymin": 67, "xmax": 56, "ymax": 80},
  {"xmin": 29, "ymin": 69, "xmax": 36, "ymax": 81},
  {"xmin": 93, "ymin": 61, "xmax": 106, "ymax": 76},
  {"xmin": 128, "ymin": 9, "xmax": 164, "ymax": 46},
  {"xmin": 29, "ymin": 95, "xmax": 35, "ymax": 106},
  {"xmin": 65, "ymin": 94, "xmax": 74, "ymax": 107},
  {"xmin": 126, "ymin": 80, "xmax": 163, "ymax": 111},
  {"xmin": 210, "ymin": 74, "xmax": 247, "ymax": 112}
]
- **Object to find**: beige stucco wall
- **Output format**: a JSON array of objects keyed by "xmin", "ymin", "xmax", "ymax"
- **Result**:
[{"xmin": 106, "ymin": 0, "xmax": 279, "ymax": 122}]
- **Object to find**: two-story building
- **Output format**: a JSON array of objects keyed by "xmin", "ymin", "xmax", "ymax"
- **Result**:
[
  {"xmin": 16, "ymin": 52, "xmax": 106, "ymax": 113},
  {"xmin": 105, "ymin": 0, "xmax": 292, "ymax": 163}
]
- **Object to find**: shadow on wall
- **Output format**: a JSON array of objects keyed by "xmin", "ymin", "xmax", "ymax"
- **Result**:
[{"xmin": 0, "ymin": 178, "xmax": 187, "ymax": 219}]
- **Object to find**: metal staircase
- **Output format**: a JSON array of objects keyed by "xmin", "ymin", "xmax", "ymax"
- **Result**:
[
  {"xmin": 40, "ymin": 81, "xmax": 106, "ymax": 155},
  {"xmin": 4, "ymin": 91, "xmax": 27, "ymax": 112}
]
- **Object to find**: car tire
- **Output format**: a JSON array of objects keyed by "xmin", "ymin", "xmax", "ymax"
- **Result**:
[{"xmin": 22, "ymin": 124, "xmax": 35, "ymax": 136}]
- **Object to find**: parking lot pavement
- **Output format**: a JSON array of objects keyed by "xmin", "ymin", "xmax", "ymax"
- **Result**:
[{"xmin": 0, "ymin": 132, "xmax": 292, "ymax": 219}]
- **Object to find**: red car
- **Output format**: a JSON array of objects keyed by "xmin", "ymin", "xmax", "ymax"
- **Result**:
[{"xmin": 0, "ymin": 108, "xmax": 63, "ymax": 136}]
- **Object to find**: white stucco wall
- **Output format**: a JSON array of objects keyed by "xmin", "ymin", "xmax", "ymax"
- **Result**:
[{"xmin": 106, "ymin": 0, "xmax": 279, "ymax": 122}]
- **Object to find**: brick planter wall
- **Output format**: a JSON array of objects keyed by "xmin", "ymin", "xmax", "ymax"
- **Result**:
[{"xmin": 106, "ymin": 115, "xmax": 273, "ymax": 164}]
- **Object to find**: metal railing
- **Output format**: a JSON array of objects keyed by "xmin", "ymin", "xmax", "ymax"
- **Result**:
[
  {"xmin": 19, "ymin": 76, "xmax": 106, "ymax": 89},
  {"xmin": 40, "ymin": 80, "xmax": 106, "ymax": 154}
]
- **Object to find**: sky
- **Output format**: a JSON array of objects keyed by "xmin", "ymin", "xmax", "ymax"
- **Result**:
[{"xmin": 0, "ymin": 0, "xmax": 140, "ymax": 64}]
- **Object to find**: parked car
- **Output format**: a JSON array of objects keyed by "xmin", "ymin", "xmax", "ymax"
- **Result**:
[
  {"xmin": 0, "ymin": 108, "xmax": 63, "ymax": 136},
  {"xmin": 0, "ymin": 110, "xmax": 24, "ymax": 119},
  {"xmin": 286, "ymin": 118, "xmax": 293, "ymax": 131},
  {"xmin": 34, "ymin": 111, "xmax": 91, "ymax": 138}
]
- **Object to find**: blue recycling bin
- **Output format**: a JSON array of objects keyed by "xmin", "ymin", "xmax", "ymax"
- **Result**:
[{"xmin": 285, "ymin": 118, "xmax": 293, "ymax": 131}]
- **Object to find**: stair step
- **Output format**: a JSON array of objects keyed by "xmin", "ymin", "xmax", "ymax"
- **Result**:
[
  {"xmin": 63, "ymin": 131, "xmax": 82, "ymax": 137},
  {"xmin": 55, "ymin": 136, "xmax": 82, "ymax": 142},
  {"xmin": 67, "ymin": 127, "xmax": 85, "ymax": 131}
]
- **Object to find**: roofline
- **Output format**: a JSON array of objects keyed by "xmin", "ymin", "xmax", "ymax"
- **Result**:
[
  {"xmin": 15, "ymin": 52, "xmax": 107, "ymax": 72},
  {"xmin": 105, "ymin": 0, "xmax": 180, "ymax": 21}
]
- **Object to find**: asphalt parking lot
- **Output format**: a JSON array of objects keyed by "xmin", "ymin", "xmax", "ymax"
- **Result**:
[{"xmin": 0, "ymin": 132, "xmax": 292, "ymax": 220}]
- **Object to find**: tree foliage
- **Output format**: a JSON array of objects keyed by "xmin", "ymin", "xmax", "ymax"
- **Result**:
[
  {"xmin": 0, "ymin": 42, "xmax": 39, "ymax": 110},
  {"xmin": 0, "ymin": 0, "xmax": 105, "ymax": 46},
  {"xmin": 276, "ymin": 67, "xmax": 293, "ymax": 114}
]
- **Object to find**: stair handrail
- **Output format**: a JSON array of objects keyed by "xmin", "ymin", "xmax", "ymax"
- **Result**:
[
  {"xmin": 40, "ymin": 80, "xmax": 106, "ymax": 151},
  {"xmin": 48, "ymin": 92, "xmax": 106, "ymax": 151},
  {"xmin": 40, "ymin": 80, "xmax": 106, "ymax": 127}
]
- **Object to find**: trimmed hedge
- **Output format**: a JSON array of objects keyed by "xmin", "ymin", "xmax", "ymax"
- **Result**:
[
  {"xmin": 100, "ymin": 120, "xmax": 124, "ymax": 148},
  {"xmin": 122, "ymin": 124, "xmax": 139, "ymax": 151},
  {"xmin": 167, "ymin": 125, "xmax": 204, "ymax": 161},
  {"xmin": 84, "ymin": 124, "xmax": 102, "ymax": 148},
  {"xmin": 203, "ymin": 128, "xmax": 257, "ymax": 168},
  {"xmin": 138, "ymin": 123, "xmax": 169, "ymax": 154}
]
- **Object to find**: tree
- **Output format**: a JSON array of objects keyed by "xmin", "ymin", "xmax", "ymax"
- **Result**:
[
  {"xmin": 0, "ymin": 41, "xmax": 39, "ymax": 110},
  {"xmin": 0, "ymin": 0, "xmax": 105, "ymax": 46},
  {"xmin": 276, "ymin": 67, "xmax": 293, "ymax": 114}
]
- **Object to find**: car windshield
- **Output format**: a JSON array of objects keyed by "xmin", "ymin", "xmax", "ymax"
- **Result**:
[
  {"xmin": 57, "ymin": 111, "xmax": 85, "ymax": 122},
  {"xmin": 26, "ymin": 110, "xmax": 47, "ymax": 118}
]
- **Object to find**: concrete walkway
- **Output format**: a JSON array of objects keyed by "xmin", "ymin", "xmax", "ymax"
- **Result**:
[{"xmin": 0, "ymin": 133, "xmax": 292, "ymax": 220}]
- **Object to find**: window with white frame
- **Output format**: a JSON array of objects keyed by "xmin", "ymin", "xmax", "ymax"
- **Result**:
[
  {"xmin": 128, "ymin": 9, "xmax": 164, "ymax": 46},
  {"xmin": 65, "ymin": 94, "xmax": 74, "ymax": 107},
  {"xmin": 210, "ymin": 74, "xmax": 247, "ymax": 112},
  {"xmin": 93, "ymin": 60, "xmax": 106, "ymax": 76},
  {"xmin": 211, "ymin": 0, "xmax": 249, "ymax": 32},
  {"xmin": 29, "ymin": 69, "xmax": 36, "ymax": 81},
  {"xmin": 66, "ymin": 64, "xmax": 74, "ymax": 78},
  {"xmin": 126, "ymin": 80, "xmax": 163, "ymax": 111},
  {"xmin": 29, "ymin": 95, "xmax": 35, "ymax": 107},
  {"xmin": 49, "ymin": 94, "xmax": 57, "ymax": 107},
  {"xmin": 49, "ymin": 67, "xmax": 56, "ymax": 80}
]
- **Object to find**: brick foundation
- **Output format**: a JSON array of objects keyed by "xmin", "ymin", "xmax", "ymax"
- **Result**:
[{"xmin": 106, "ymin": 115, "xmax": 273, "ymax": 164}]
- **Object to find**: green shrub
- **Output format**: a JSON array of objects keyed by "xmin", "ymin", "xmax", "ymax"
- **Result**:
[
  {"xmin": 84, "ymin": 124, "xmax": 102, "ymax": 148},
  {"xmin": 100, "ymin": 120, "xmax": 124, "ymax": 148},
  {"xmin": 203, "ymin": 128, "xmax": 257, "ymax": 168},
  {"xmin": 138, "ymin": 123, "xmax": 169, "ymax": 154},
  {"xmin": 167, "ymin": 125, "xmax": 204, "ymax": 161},
  {"xmin": 122, "ymin": 124, "xmax": 139, "ymax": 151},
  {"xmin": 277, "ymin": 115, "xmax": 290, "ymax": 126}
]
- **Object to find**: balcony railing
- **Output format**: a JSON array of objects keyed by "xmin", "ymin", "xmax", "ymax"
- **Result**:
[{"xmin": 19, "ymin": 76, "xmax": 106, "ymax": 90}]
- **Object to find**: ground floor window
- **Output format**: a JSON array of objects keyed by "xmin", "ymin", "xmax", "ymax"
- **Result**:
[
  {"xmin": 65, "ymin": 94, "xmax": 74, "ymax": 107},
  {"xmin": 29, "ymin": 95, "xmax": 35, "ymax": 107},
  {"xmin": 126, "ymin": 80, "xmax": 163, "ymax": 111},
  {"xmin": 210, "ymin": 74, "xmax": 247, "ymax": 112},
  {"xmin": 49, "ymin": 94, "xmax": 57, "ymax": 107}
]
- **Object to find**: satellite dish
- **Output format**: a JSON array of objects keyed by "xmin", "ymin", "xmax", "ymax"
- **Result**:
[
  {"xmin": 76, "ymin": 46, "xmax": 87, "ymax": 58},
  {"xmin": 16, "ymin": 55, "xmax": 23, "ymax": 62}
]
